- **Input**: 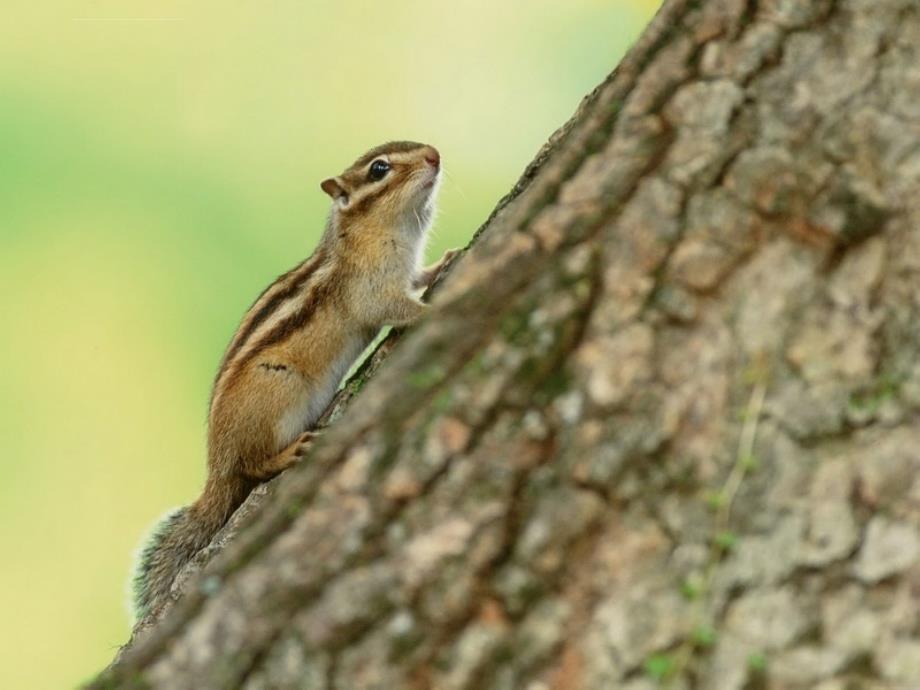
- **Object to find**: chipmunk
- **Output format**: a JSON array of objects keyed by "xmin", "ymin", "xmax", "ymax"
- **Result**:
[{"xmin": 132, "ymin": 141, "xmax": 456, "ymax": 619}]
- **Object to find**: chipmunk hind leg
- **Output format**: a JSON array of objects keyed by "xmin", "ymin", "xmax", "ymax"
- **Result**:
[
  {"xmin": 243, "ymin": 429, "xmax": 320, "ymax": 481},
  {"xmin": 211, "ymin": 362, "xmax": 322, "ymax": 482}
]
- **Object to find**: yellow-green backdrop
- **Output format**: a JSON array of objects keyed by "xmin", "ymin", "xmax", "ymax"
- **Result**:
[{"xmin": 0, "ymin": 2, "xmax": 660, "ymax": 687}]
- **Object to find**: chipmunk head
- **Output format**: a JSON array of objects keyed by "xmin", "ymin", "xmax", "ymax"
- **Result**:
[{"xmin": 321, "ymin": 141, "xmax": 441, "ymax": 236}]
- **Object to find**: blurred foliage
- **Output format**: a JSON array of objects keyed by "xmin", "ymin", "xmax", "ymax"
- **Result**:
[{"xmin": 0, "ymin": 1, "xmax": 659, "ymax": 687}]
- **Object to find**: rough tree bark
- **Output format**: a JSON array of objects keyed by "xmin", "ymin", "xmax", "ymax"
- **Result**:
[{"xmin": 92, "ymin": 0, "xmax": 920, "ymax": 688}]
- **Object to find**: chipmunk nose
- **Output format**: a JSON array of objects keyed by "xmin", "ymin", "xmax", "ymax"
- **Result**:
[{"xmin": 423, "ymin": 147, "xmax": 441, "ymax": 169}]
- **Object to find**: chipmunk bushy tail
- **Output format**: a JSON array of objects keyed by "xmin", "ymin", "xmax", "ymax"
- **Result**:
[{"xmin": 131, "ymin": 477, "xmax": 248, "ymax": 620}]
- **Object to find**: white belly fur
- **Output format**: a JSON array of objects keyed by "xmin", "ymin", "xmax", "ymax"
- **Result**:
[{"xmin": 273, "ymin": 335, "xmax": 370, "ymax": 448}]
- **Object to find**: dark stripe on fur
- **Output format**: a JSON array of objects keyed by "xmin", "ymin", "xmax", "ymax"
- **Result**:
[
  {"xmin": 349, "ymin": 140, "xmax": 425, "ymax": 171},
  {"xmin": 222, "ymin": 275, "xmax": 339, "ymax": 390},
  {"xmin": 343, "ymin": 167, "xmax": 410, "ymax": 219},
  {"xmin": 214, "ymin": 247, "xmax": 327, "ymax": 389}
]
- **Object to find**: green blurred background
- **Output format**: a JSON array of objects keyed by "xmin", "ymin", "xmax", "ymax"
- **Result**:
[{"xmin": 0, "ymin": 1, "xmax": 659, "ymax": 687}]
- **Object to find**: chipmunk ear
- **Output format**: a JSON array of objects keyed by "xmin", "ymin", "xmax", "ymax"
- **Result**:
[{"xmin": 320, "ymin": 177, "xmax": 347, "ymax": 201}]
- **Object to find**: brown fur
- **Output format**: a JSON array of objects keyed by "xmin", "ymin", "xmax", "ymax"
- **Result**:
[
  {"xmin": 133, "ymin": 141, "xmax": 454, "ymax": 619},
  {"xmin": 214, "ymin": 249, "xmax": 327, "ymax": 385}
]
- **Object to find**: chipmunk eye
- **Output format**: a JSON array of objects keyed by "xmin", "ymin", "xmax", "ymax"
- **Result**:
[{"xmin": 368, "ymin": 159, "xmax": 391, "ymax": 181}]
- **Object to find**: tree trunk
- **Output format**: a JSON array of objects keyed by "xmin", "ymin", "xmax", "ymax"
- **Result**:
[{"xmin": 92, "ymin": 0, "xmax": 920, "ymax": 688}]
